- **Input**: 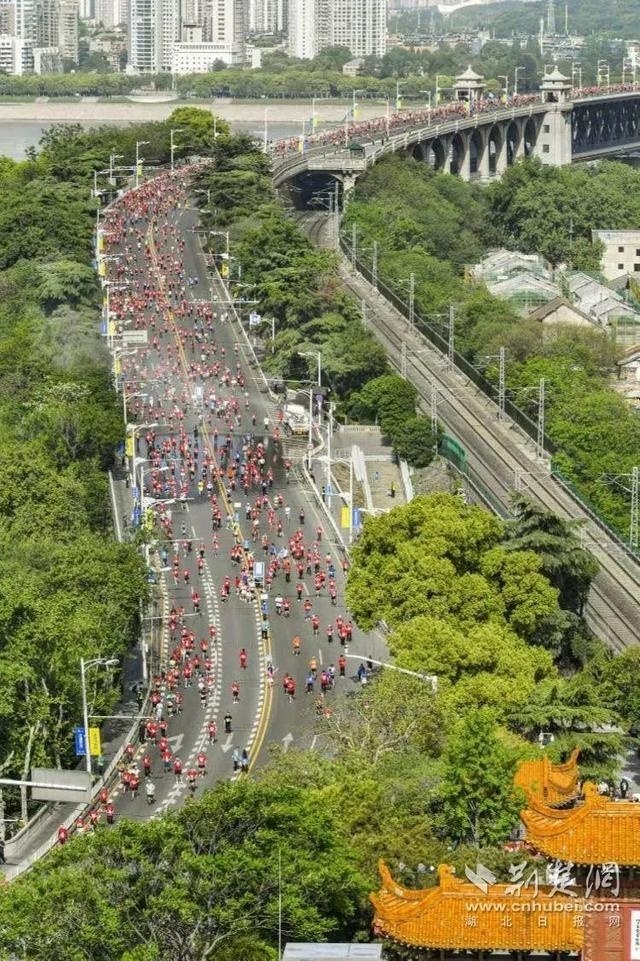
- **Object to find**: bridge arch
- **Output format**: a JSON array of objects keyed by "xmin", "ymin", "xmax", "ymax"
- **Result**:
[
  {"xmin": 427, "ymin": 137, "xmax": 448, "ymax": 172},
  {"xmin": 450, "ymin": 132, "xmax": 467, "ymax": 177},
  {"xmin": 487, "ymin": 125, "xmax": 503, "ymax": 176},
  {"xmin": 523, "ymin": 116, "xmax": 539, "ymax": 157},
  {"xmin": 506, "ymin": 121, "xmax": 521, "ymax": 167},
  {"xmin": 469, "ymin": 128, "xmax": 485, "ymax": 176}
]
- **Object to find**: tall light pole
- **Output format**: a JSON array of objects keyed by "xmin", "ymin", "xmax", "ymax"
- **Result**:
[
  {"xmin": 571, "ymin": 62, "xmax": 582, "ymax": 90},
  {"xmin": 536, "ymin": 377, "xmax": 545, "ymax": 460},
  {"xmin": 420, "ymin": 89, "xmax": 432, "ymax": 122},
  {"xmin": 170, "ymin": 127, "xmax": 185, "ymax": 172},
  {"xmin": 263, "ymin": 106, "xmax": 274, "ymax": 152},
  {"xmin": 135, "ymin": 140, "xmax": 150, "ymax": 189},
  {"xmin": 597, "ymin": 59, "xmax": 610, "ymax": 88},
  {"xmin": 109, "ymin": 152, "xmax": 123, "ymax": 185},
  {"xmin": 435, "ymin": 75, "xmax": 447, "ymax": 105},
  {"xmin": 514, "ymin": 65, "xmax": 525, "ymax": 95},
  {"xmin": 344, "ymin": 654, "xmax": 438, "ymax": 690},
  {"xmin": 301, "ymin": 349, "xmax": 322, "ymax": 387},
  {"xmin": 631, "ymin": 465, "xmax": 639, "ymax": 550},
  {"xmin": 80, "ymin": 657, "xmax": 119, "ymax": 777}
]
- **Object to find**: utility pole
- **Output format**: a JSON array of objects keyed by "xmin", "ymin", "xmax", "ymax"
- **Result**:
[
  {"xmin": 537, "ymin": 377, "xmax": 545, "ymax": 460},
  {"xmin": 408, "ymin": 272, "xmax": 415, "ymax": 329},
  {"xmin": 448, "ymin": 305, "xmax": 455, "ymax": 372},
  {"xmin": 351, "ymin": 222, "xmax": 357, "ymax": 269},
  {"xmin": 372, "ymin": 241, "xmax": 378, "ymax": 291},
  {"xmin": 431, "ymin": 382, "xmax": 438, "ymax": 452},
  {"xmin": 631, "ymin": 465, "xmax": 639, "ymax": 550},
  {"xmin": 498, "ymin": 346, "xmax": 506, "ymax": 421}
]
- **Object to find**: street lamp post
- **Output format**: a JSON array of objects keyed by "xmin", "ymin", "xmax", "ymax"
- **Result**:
[
  {"xmin": 597, "ymin": 60, "xmax": 610, "ymax": 89},
  {"xmin": 263, "ymin": 106, "xmax": 274, "ymax": 152},
  {"xmin": 345, "ymin": 654, "xmax": 438, "ymax": 690},
  {"xmin": 435, "ymin": 75, "xmax": 448, "ymax": 106},
  {"xmin": 420, "ymin": 89, "xmax": 432, "ymax": 122},
  {"xmin": 300, "ymin": 349, "xmax": 322, "ymax": 387},
  {"xmin": 80, "ymin": 657, "xmax": 119, "ymax": 777},
  {"xmin": 170, "ymin": 128, "xmax": 185, "ymax": 172},
  {"xmin": 514, "ymin": 65, "xmax": 525, "ymax": 95},
  {"xmin": 571, "ymin": 62, "xmax": 582, "ymax": 90},
  {"xmin": 109, "ymin": 152, "xmax": 123, "ymax": 185},
  {"xmin": 135, "ymin": 141, "xmax": 150, "ymax": 189}
]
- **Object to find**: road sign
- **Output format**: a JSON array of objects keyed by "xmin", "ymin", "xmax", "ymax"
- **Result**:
[
  {"xmin": 249, "ymin": 311, "xmax": 262, "ymax": 327},
  {"xmin": 74, "ymin": 726, "xmax": 87, "ymax": 756},
  {"xmin": 353, "ymin": 508, "xmax": 362, "ymax": 529},
  {"xmin": 88, "ymin": 727, "xmax": 102, "ymax": 757},
  {"xmin": 31, "ymin": 768, "xmax": 92, "ymax": 804},
  {"xmin": 122, "ymin": 329, "xmax": 148, "ymax": 346}
]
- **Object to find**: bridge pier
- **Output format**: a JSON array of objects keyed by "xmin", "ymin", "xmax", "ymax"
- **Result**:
[{"xmin": 534, "ymin": 69, "xmax": 574, "ymax": 166}]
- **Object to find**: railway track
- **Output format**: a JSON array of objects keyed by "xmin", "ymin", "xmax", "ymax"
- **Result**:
[{"xmin": 296, "ymin": 211, "xmax": 640, "ymax": 654}]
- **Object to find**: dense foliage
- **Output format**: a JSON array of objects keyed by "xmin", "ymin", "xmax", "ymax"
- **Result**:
[
  {"xmin": 344, "ymin": 155, "xmax": 640, "ymax": 539},
  {"xmin": 450, "ymin": 0, "xmax": 640, "ymax": 49},
  {"xmin": 3, "ymin": 493, "xmax": 636, "ymax": 959}
]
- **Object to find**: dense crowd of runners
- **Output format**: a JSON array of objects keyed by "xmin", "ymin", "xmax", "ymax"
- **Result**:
[
  {"xmin": 270, "ymin": 84, "xmax": 637, "ymax": 157},
  {"xmin": 58, "ymin": 161, "xmax": 359, "ymax": 841}
]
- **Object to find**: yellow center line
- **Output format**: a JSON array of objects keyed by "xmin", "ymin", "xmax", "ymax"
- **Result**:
[{"xmin": 146, "ymin": 221, "xmax": 273, "ymax": 773}]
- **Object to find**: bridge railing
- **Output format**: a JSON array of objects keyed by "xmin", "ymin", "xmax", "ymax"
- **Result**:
[{"xmin": 341, "ymin": 234, "xmax": 640, "ymax": 561}]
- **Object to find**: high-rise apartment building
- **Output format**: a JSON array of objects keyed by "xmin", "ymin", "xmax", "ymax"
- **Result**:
[
  {"xmin": 0, "ymin": 2, "xmax": 17, "ymax": 35},
  {"xmin": 128, "ymin": 0, "xmax": 156, "ymax": 69},
  {"xmin": 95, "ymin": 0, "xmax": 128, "ymax": 27},
  {"xmin": 248, "ymin": 0, "xmax": 286, "ymax": 33},
  {"xmin": 203, "ymin": 0, "xmax": 244, "ymax": 44},
  {"xmin": 331, "ymin": 0, "xmax": 386, "ymax": 57},
  {"xmin": 14, "ymin": 0, "xmax": 35, "ymax": 38},
  {"xmin": 288, "ymin": 0, "xmax": 386, "ymax": 60},
  {"xmin": 287, "ymin": 0, "xmax": 318, "ymax": 57}
]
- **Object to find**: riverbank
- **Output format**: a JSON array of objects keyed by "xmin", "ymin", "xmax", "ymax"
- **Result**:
[{"xmin": 0, "ymin": 99, "xmax": 384, "ymax": 124}]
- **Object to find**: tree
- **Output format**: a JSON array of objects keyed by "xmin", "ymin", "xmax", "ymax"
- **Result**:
[
  {"xmin": 504, "ymin": 495, "xmax": 599, "ymax": 617},
  {"xmin": 391, "ymin": 415, "xmax": 436, "ymax": 468},
  {"xmin": 0, "ymin": 781, "xmax": 367, "ymax": 959},
  {"xmin": 438, "ymin": 709, "xmax": 524, "ymax": 847}
]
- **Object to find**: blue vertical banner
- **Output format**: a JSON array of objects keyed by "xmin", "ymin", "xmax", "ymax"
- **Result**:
[
  {"xmin": 352, "ymin": 508, "xmax": 362, "ymax": 530},
  {"xmin": 74, "ymin": 726, "xmax": 87, "ymax": 756}
]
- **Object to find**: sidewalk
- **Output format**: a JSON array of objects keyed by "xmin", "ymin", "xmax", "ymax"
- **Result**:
[{"xmin": 2, "ymin": 467, "xmax": 153, "ymax": 878}]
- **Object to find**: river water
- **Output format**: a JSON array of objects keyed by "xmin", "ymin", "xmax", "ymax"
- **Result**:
[{"xmin": 0, "ymin": 119, "xmax": 306, "ymax": 160}]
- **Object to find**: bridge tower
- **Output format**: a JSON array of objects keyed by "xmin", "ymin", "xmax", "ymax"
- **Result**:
[{"xmin": 535, "ymin": 67, "xmax": 573, "ymax": 167}]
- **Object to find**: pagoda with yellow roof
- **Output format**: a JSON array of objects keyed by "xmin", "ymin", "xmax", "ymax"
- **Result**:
[
  {"xmin": 372, "ymin": 862, "xmax": 585, "ymax": 954},
  {"xmin": 515, "ymin": 747, "xmax": 581, "ymax": 806},
  {"xmin": 370, "ymin": 750, "xmax": 640, "ymax": 956}
]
